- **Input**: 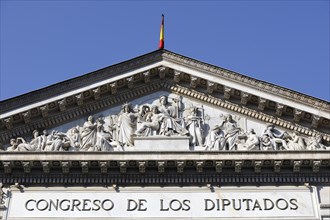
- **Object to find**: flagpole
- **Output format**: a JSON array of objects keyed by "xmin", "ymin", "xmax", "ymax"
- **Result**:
[{"xmin": 158, "ymin": 14, "xmax": 164, "ymax": 49}]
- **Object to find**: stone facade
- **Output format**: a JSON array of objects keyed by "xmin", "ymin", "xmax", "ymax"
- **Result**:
[{"xmin": 0, "ymin": 49, "xmax": 329, "ymax": 219}]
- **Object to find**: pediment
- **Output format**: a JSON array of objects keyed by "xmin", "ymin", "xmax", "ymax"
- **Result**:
[
  {"xmin": 1, "ymin": 50, "xmax": 330, "ymax": 220},
  {"xmin": 0, "ymin": 49, "xmax": 329, "ymax": 150}
]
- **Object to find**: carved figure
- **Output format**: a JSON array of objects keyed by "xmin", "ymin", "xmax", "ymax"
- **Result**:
[
  {"xmin": 55, "ymin": 132, "xmax": 72, "ymax": 151},
  {"xmin": 306, "ymin": 135, "xmax": 328, "ymax": 150},
  {"xmin": 158, "ymin": 95, "xmax": 188, "ymax": 136},
  {"xmin": 204, "ymin": 125, "xmax": 225, "ymax": 150},
  {"xmin": 262, "ymin": 124, "xmax": 288, "ymax": 150},
  {"xmin": 40, "ymin": 129, "xmax": 49, "ymax": 150},
  {"xmin": 67, "ymin": 127, "xmax": 81, "ymax": 149},
  {"xmin": 136, "ymin": 105, "xmax": 151, "ymax": 124},
  {"xmin": 80, "ymin": 116, "xmax": 98, "ymax": 151},
  {"xmin": 14, "ymin": 130, "xmax": 42, "ymax": 151},
  {"xmin": 185, "ymin": 107, "xmax": 204, "ymax": 146},
  {"xmin": 95, "ymin": 117, "xmax": 117, "ymax": 151},
  {"xmin": 260, "ymin": 134, "xmax": 274, "ymax": 150},
  {"xmin": 135, "ymin": 106, "xmax": 163, "ymax": 136},
  {"xmin": 286, "ymin": 132, "xmax": 306, "ymax": 150},
  {"xmin": 108, "ymin": 115, "xmax": 119, "ymax": 142},
  {"xmin": 3, "ymin": 95, "xmax": 330, "ymax": 152},
  {"xmin": 219, "ymin": 114, "xmax": 241, "ymax": 150},
  {"xmin": 43, "ymin": 130, "xmax": 57, "ymax": 151},
  {"xmin": 117, "ymin": 103, "xmax": 138, "ymax": 147},
  {"xmin": 7, "ymin": 139, "xmax": 19, "ymax": 151},
  {"xmin": 44, "ymin": 131, "xmax": 71, "ymax": 151},
  {"xmin": 29, "ymin": 130, "xmax": 44, "ymax": 151},
  {"xmin": 239, "ymin": 129, "xmax": 260, "ymax": 151}
]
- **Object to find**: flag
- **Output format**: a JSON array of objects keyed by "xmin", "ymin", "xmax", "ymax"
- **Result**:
[{"xmin": 158, "ymin": 14, "xmax": 164, "ymax": 49}]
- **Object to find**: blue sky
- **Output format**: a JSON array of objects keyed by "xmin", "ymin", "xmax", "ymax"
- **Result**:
[{"xmin": 1, "ymin": 1, "xmax": 329, "ymax": 101}]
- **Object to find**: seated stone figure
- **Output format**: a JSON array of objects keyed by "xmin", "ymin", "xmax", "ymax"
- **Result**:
[
  {"xmin": 262, "ymin": 124, "xmax": 288, "ymax": 150},
  {"xmin": 157, "ymin": 95, "xmax": 188, "ymax": 136},
  {"xmin": 44, "ymin": 130, "xmax": 72, "ymax": 151},
  {"xmin": 306, "ymin": 135, "xmax": 328, "ymax": 150},
  {"xmin": 237, "ymin": 129, "xmax": 260, "ymax": 151},
  {"xmin": 286, "ymin": 132, "xmax": 306, "ymax": 150},
  {"xmin": 135, "ymin": 106, "xmax": 163, "ymax": 136},
  {"xmin": 204, "ymin": 125, "xmax": 225, "ymax": 150},
  {"xmin": 260, "ymin": 134, "xmax": 274, "ymax": 151}
]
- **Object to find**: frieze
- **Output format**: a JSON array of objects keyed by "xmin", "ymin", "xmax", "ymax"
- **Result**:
[{"xmin": 2, "ymin": 93, "xmax": 329, "ymax": 152}]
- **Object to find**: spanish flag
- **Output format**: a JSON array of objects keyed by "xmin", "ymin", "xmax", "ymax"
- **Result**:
[{"xmin": 158, "ymin": 14, "xmax": 164, "ymax": 49}]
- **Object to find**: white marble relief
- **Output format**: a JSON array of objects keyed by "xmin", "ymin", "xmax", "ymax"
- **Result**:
[{"xmin": 4, "ymin": 93, "xmax": 329, "ymax": 152}]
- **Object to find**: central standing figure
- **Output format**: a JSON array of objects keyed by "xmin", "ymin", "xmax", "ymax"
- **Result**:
[{"xmin": 117, "ymin": 103, "xmax": 138, "ymax": 147}]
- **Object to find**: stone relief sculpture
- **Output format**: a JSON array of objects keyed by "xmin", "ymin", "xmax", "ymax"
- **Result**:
[
  {"xmin": 261, "ymin": 124, "xmax": 288, "ymax": 150},
  {"xmin": 219, "ymin": 114, "xmax": 242, "ymax": 150},
  {"xmin": 237, "ymin": 129, "xmax": 260, "ymax": 151},
  {"xmin": 306, "ymin": 135, "xmax": 329, "ymax": 150},
  {"xmin": 260, "ymin": 134, "xmax": 274, "ymax": 151},
  {"xmin": 135, "ymin": 106, "xmax": 163, "ymax": 136},
  {"xmin": 204, "ymin": 125, "xmax": 225, "ymax": 150},
  {"xmin": 184, "ymin": 106, "xmax": 204, "ymax": 147},
  {"xmin": 80, "ymin": 116, "xmax": 98, "ymax": 151},
  {"xmin": 286, "ymin": 132, "xmax": 306, "ymax": 151},
  {"xmin": 67, "ymin": 127, "xmax": 81, "ymax": 149},
  {"xmin": 3, "ymin": 95, "xmax": 329, "ymax": 152},
  {"xmin": 157, "ymin": 95, "xmax": 188, "ymax": 136},
  {"xmin": 108, "ymin": 115, "xmax": 119, "ymax": 142},
  {"xmin": 117, "ymin": 103, "xmax": 138, "ymax": 147},
  {"xmin": 29, "ymin": 130, "xmax": 44, "ymax": 151}
]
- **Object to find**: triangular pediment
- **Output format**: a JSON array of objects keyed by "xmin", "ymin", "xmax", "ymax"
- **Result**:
[
  {"xmin": 0, "ymin": 49, "xmax": 329, "ymax": 151},
  {"xmin": 1, "ymin": 50, "xmax": 330, "ymax": 220}
]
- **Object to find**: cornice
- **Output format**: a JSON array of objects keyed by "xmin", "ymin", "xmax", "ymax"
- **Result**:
[
  {"xmin": 161, "ymin": 50, "xmax": 330, "ymax": 112},
  {"xmin": 0, "ymin": 151, "xmax": 329, "ymax": 185},
  {"xmin": 1, "ymin": 150, "xmax": 329, "ymax": 161},
  {"xmin": 0, "ymin": 50, "xmax": 163, "ymax": 114}
]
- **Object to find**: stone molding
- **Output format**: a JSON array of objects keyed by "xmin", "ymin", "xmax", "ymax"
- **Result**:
[
  {"xmin": 0, "ymin": 50, "xmax": 164, "ymax": 114},
  {"xmin": 162, "ymin": 51, "xmax": 329, "ymax": 111},
  {"xmin": 0, "ymin": 151, "xmax": 329, "ymax": 188},
  {"xmin": 0, "ymin": 170, "xmax": 329, "ymax": 186}
]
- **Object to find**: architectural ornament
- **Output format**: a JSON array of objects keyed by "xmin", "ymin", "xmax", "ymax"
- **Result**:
[{"xmin": 3, "ymin": 95, "xmax": 329, "ymax": 152}]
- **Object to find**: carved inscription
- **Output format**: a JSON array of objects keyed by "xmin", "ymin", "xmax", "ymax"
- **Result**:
[
  {"xmin": 8, "ymin": 188, "xmax": 319, "ymax": 219},
  {"xmin": 24, "ymin": 197, "xmax": 299, "ymax": 213}
]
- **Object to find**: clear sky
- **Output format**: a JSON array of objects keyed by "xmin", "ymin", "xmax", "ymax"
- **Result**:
[{"xmin": 1, "ymin": 1, "xmax": 329, "ymax": 101}]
